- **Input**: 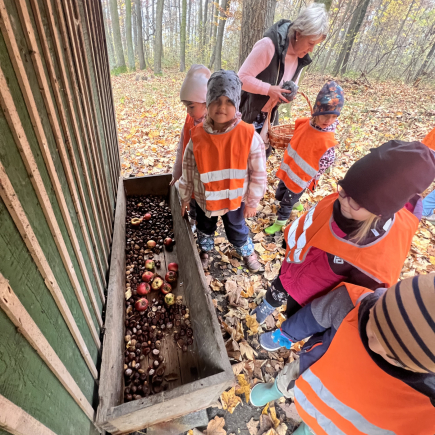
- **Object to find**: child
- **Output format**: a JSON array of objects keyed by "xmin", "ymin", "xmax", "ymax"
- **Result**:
[
  {"xmin": 252, "ymin": 140, "xmax": 435, "ymax": 324},
  {"xmin": 171, "ymin": 64, "xmax": 211, "ymax": 228},
  {"xmin": 178, "ymin": 70, "xmax": 267, "ymax": 272},
  {"xmin": 250, "ymin": 274, "xmax": 435, "ymax": 435},
  {"xmin": 265, "ymin": 81, "xmax": 344, "ymax": 235}
]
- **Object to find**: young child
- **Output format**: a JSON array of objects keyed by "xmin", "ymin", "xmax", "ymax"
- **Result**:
[
  {"xmin": 265, "ymin": 81, "xmax": 345, "ymax": 235},
  {"xmin": 250, "ymin": 273, "xmax": 435, "ymax": 435},
  {"xmin": 170, "ymin": 64, "xmax": 211, "ymax": 228},
  {"xmin": 252, "ymin": 140, "xmax": 435, "ymax": 324},
  {"xmin": 178, "ymin": 70, "xmax": 267, "ymax": 272}
]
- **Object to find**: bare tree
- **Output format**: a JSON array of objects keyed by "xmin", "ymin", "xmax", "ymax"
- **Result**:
[
  {"xmin": 102, "ymin": 0, "xmax": 116, "ymax": 69},
  {"xmin": 126, "ymin": 0, "xmax": 135, "ymax": 69},
  {"xmin": 238, "ymin": 0, "xmax": 276, "ymax": 69},
  {"xmin": 415, "ymin": 38, "xmax": 435, "ymax": 81},
  {"xmin": 109, "ymin": 0, "xmax": 126, "ymax": 68},
  {"xmin": 210, "ymin": 0, "xmax": 230, "ymax": 70},
  {"xmin": 180, "ymin": 0, "xmax": 187, "ymax": 71},
  {"xmin": 136, "ymin": 0, "xmax": 146, "ymax": 69},
  {"xmin": 154, "ymin": 0, "xmax": 165, "ymax": 73}
]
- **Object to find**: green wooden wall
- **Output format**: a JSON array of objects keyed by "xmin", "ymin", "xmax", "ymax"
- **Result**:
[{"xmin": 0, "ymin": 0, "xmax": 119, "ymax": 433}]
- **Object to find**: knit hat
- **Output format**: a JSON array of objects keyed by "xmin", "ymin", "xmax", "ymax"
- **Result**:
[
  {"xmin": 179, "ymin": 64, "xmax": 211, "ymax": 103},
  {"xmin": 206, "ymin": 70, "xmax": 242, "ymax": 111},
  {"xmin": 338, "ymin": 140, "xmax": 435, "ymax": 217},
  {"xmin": 312, "ymin": 81, "xmax": 344, "ymax": 116},
  {"xmin": 371, "ymin": 273, "xmax": 435, "ymax": 374}
]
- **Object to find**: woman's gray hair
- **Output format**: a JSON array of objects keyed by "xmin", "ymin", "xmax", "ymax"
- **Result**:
[{"xmin": 289, "ymin": 3, "xmax": 329, "ymax": 40}]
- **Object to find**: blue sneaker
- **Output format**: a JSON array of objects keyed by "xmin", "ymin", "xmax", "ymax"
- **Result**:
[
  {"xmin": 251, "ymin": 299, "xmax": 275, "ymax": 324},
  {"xmin": 260, "ymin": 329, "xmax": 293, "ymax": 351}
]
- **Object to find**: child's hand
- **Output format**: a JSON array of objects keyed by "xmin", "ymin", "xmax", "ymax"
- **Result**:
[
  {"xmin": 181, "ymin": 201, "xmax": 190, "ymax": 217},
  {"xmin": 169, "ymin": 178, "xmax": 177, "ymax": 186},
  {"xmin": 244, "ymin": 206, "xmax": 257, "ymax": 218}
]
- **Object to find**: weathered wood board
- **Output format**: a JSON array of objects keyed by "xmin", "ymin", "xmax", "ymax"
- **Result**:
[{"xmin": 97, "ymin": 175, "xmax": 233, "ymax": 434}]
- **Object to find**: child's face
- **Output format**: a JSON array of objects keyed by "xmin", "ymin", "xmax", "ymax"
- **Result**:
[
  {"xmin": 366, "ymin": 308, "xmax": 411, "ymax": 370},
  {"xmin": 315, "ymin": 114, "xmax": 338, "ymax": 129},
  {"xmin": 207, "ymin": 96, "xmax": 236, "ymax": 125},
  {"xmin": 337, "ymin": 187, "xmax": 372, "ymax": 221},
  {"xmin": 183, "ymin": 102, "xmax": 207, "ymax": 120}
]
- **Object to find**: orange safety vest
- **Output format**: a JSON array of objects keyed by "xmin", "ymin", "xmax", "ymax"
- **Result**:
[
  {"xmin": 294, "ymin": 283, "xmax": 435, "ymax": 435},
  {"xmin": 182, "ymin": 114, "xmax": 195, "ymax": 153},
  {"xmin": 284, "ymin": 193, "xmax": 419, "ymax": 287},
  {"xmin": 191, "ymin": 121, "xmax": 254, "ymax": 212},
  {"xmin": 276, "ymin": 118, "xmax": 338, "ymax": 193},
  {"xmin": 423, "ymin": 127, "xmax": 435, "ymax": 151}
]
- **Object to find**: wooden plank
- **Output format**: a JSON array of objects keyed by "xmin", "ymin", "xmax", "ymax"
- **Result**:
[
  {"xmin": 1, "ymin": 0, "xmax": 105, "ymax": 311},
  {"xmin": 0, "ymin": 394, "xmax": 57, "ymax": 435},
  {"xmin": 123, "ymin": 174, "xmax": 173, "ymax": 197},
  {"xmin": 96, "ymin": 178, "xmax": 126, "ymax": 427},
  {"xmin": 0, "ymin": 64, "xmax": 102, "ymax": 342},
  {"xmin": 0, "ymin": 160, "xmax": 98, "ymax": 379},
  {"xmin": 0, "ymin": 273, "xmax": 95, "ymax": 421},
  {"xmin": 62, "ymin": 0, "xmax": 114, "ymax": 237},
  {"xmin": 40, "ymin": 0, "xmax": 110, "ymax": 278}
]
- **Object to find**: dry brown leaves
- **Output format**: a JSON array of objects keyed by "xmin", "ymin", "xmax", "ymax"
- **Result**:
[{"xmin": 220, "ymin": 387, "xmax": 242, "ymax": 414}]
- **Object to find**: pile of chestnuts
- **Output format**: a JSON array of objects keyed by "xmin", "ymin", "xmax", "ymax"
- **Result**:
[{"xmin": 123, "ymin": 195, "xmax": 194, "ymax": 403}]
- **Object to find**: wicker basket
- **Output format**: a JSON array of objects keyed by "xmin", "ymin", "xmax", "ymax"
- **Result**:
[{"xmin": 267, "ymin": 91, "xmax": 313, "ymax": 149}]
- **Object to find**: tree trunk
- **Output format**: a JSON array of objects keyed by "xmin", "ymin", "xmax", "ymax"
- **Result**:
[
  {"xmin": 187, "ymin": 0, "xmax": 192, "ymax": 44},
  {"xmin": 214, "ymin": 0, "xmax": 230, "ymax": 70},
  {"xmin": 154, "ymin": 0, "xmax": 165, "ymax": 73},
  {"xmin": 109, "ymin": 0, "xmax": 126, "ymax": 68},
  {"xmin": 136, "ymin": 0, "xmax": 146, "ymax": 69},
  {"xmin": 180, "ymin": 0, "xmax": 187, "ymax": 71},
  {"xmin": 102, "ymin": 0, "xmax": 116, "ymax": 69},
  {"xmin": 314, "ymin": 0, "xmax": 333, "ymax": 11},
  {"xmin": 198, "ymin": 0, "xmax": 203, "ymax": 51},
  {"xmin": 126, "ymin": 0, "xmax": 135, "ymax": 69},
  {"xmin": 238, "ymin": 0, "xmax": 276, "ymax": 69},
  {"xmin": 203, "ymin": 0, "xmax": 209, "ymax": 46},
  {"xmin": 414, "ymin": 38, "xmax": 435, "ymax": 81}
]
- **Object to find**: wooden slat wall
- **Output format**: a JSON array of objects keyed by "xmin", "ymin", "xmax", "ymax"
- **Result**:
[{"xmin": 0, "ymin": 0, "xmax": 119, "ymax": 433}]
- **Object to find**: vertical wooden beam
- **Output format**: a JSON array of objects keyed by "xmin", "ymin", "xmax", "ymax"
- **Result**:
[
  {"xmin": 1, "ymin": 0, "xmax": 106, "ymax": 305},
  {"xmin": 0, "ymin": 66, "xmax": 102, "ymax": 346},
  {"xmin": 0, "ymin": 395, "xmax": 57, "ymax": 435},
  {"xmin": 0, "ymin": 274, "xmax": 96, "ymax": 421},
  {"xmin": 0, "ymin": 161, "xmax": 98, "ymax": 379}
]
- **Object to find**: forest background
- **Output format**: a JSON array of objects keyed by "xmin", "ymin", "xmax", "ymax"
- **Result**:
[{"xmin": 103, "ymin": 1, "xmax": 435, "ymax": 433}]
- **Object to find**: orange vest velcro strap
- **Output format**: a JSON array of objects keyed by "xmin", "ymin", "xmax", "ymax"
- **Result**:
[
  {"xmin": 284, "ymin": 193, "xmax": 419, "ymax": 288},
  {"xmin": 192, "ymin": 121, "xmax": 254, "ymax": 212},
  {"xmin": 182, "ymin": 114, "xmax": 195, "ymax": 153},
  {"xmin": 422, "ymin": 127, "xmax": 435, "ymax": 151},
  {"xmin": 276, "ymin": 118, "xmax": 337, "ymax": 193}
]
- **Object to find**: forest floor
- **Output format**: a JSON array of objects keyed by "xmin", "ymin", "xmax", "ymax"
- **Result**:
[{"xmin": 113, "ymin": 68, "xmax": 435, "ymax": 435}]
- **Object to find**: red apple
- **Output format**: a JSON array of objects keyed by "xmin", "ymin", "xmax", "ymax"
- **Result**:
[
  {"xmin": 161, "ymin": 282, "xmax": 172, "ymax": 295},
  {"xmin": 142, "ymin": 271, "xmax": 154, "ymax": 282},
  {"xmin": 164, "ymin": 237, "xmax": 173, "ymax": 247},
  {"xmin": 168, "ymin": 262, "xmax": 178, "ymax": 272},
  {"xmin": 144, "ymin": 213, "xmax": 152, "ymax": 221},
  {"xmin": 151, "ymin": 276, "xmax": 164, "ymax": 291},
  {"xmin": 135, "ymin": 298, "xmax": 149, "ymax": 311},
  {"xmin": 145, "ymin": 259, "xmax": 155, "ymax": 270},
  {"xmin": 147, "ymin": 240, "xmax": 156, "ymax": 249},
  {"xmin": 137, "ymin": 282, "xmax": 151, "ymax": 296},
  {"xmin": 165, "ymin": 271, "xmax": 177, "ymax": 283},
  {"xmin": 164, "ymin": 293, "xmax": 175, "ymax": 306}
]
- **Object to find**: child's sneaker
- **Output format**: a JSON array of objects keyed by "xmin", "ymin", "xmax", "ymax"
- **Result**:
[
  {"xmin": 251, "ymin": 299, "xmax": 275, "ymax": 324},
  {"xmin": 265, "ymin": 219, "xmax": 286, "ymax": 235},
  {"xmin": 260, "ymin": 329, "xmax": 293, "ymax": 351},
  {"xmin": 243, "ymin": 253, "xmax": 264, "ymax": 272}
]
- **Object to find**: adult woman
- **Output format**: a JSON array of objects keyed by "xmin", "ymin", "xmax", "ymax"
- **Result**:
[{"xmin": 239, "ymin": 3, "xmax": 329, "ymax": 157}]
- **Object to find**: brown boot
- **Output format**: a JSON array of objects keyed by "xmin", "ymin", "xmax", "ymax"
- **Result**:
[
  {"xmin": 199, "ymin": 251, "xmax": 210, "ymax": 270},
  {"xmin": 243, "ymin": 252, "xmax": 264, "ymax": 273}
]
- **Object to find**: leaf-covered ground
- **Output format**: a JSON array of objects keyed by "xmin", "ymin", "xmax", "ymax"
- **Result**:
[{"xmin": 114, "ymin": 69, "xmax": 435, "ymax": 435}]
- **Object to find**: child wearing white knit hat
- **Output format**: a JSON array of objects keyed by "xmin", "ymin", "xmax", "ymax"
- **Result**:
[{"xmin": 171, "ymin": 65, "xmax": 211, "ymax": 230}]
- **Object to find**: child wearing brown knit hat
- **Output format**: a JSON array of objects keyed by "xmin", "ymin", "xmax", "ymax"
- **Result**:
[{"xmin": 250, "ymin": 273, "xmax": 435, "ymax": 434}]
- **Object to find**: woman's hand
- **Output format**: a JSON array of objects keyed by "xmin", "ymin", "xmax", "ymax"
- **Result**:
[
  {"xmin": 267, "ymin": 85, "xmax": 290, "ymax": 104},
  {"xmin": 244, "ymin": 206, "xmax": 257, "ymax": 218},
  {"xmin": 181, "ymin": 201, "xmax": 190, "ymax": 217}
]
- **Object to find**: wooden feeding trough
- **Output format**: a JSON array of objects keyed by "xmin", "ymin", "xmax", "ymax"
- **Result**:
[{"xmin": 96, "ymin": 174, "xmax": 233, "ymax": 434}]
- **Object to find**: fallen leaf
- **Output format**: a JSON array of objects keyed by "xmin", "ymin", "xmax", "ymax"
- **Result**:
[
  {"xmin": 259, "ymin": 414, "xmax": 274, "ymax": 434},
  {"xmin": 269, "ymin": 404, "xmax": 280, "ymax": 428},
  {"xmin": 232, "ymin": 361, "xmax": 244, "ymax": 375},
  {"xmin": 263, "ymin": 430, "xmax": 278, "ymax": 435},
  {"xmin": 275, "ymin": 313, "xmax": 286, "ymax": 329},
  {"xmin": 235, "ymin": 374, "xmax": 251, "ymax": 403},
  {"xmin": 225, "ymin": 280, "xmax": 238, "ymax": 293},
  {"xmin": 245, "ymin": 314, "xmax": 261, "ymax": 335},
  {"xmin": 264, "ymin": 314, "xmax": 276, "ymax": 330},
  {"xmin": 241, "ymin": 282, "xmax": 255, "ymax": 298},
  {"xmin": 239, "ymin": 340, "xmax": 258, "ymax": 360},
  {"xmin": 247, "ymin": 418, "xmax": 259, "ymax": 435},
  {"xmin": 278, "ymin": 402, "xmax": 302, "ymax": 421},
  {"xmin": 261, "ymin": 252, "xmax": 278, "ymax": 262},
  {"xmin": 291, "ymin": 340, "xmax": 305, "ymax": 352},
  {"xmin": 253, "ymin": 232, "xmax": 266, "ymax": 242},
  {"xmin": 206, "ymin": 415, "xmax": 226, "ymax": 435},
  {"xmin": 215, "ymin": 237, "xmax": 227, "ymax": 244},
  {"xmin": 276, "ymin": 424, "xmax": 288, "ymax": 435},
  {"xmin": 253, "ymin": 358, "xmax": 266, "ymax": 381},
  {"xmin": 222, "ymin": 321, "xmax": 244, "ymax": 342},
  {"xmin": 220, "ymin": 387, "xmax": 242, "ymax": 414},
  {"xmin": 254, "ymin": 243, "xmax": 266, "ymax": 254},
  {"xmin": 263, "ymin": 243, "xmax": 277, "ymax": 251},
  {"xmin": 210, "ymin": 279, "xmax": 224, "ymax": 291},
  {"xmin": 230, "ymin": 258, "xmax": 241, "ymax": 268}
]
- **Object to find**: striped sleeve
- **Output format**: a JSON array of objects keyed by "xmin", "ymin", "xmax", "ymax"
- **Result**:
[{"xmin": 178, "ymin": 140, "xmax": 195, "ymax": 204}]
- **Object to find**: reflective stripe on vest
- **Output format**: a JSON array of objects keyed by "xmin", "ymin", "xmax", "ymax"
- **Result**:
[
  {"xmin": 276, "ymin": 118, "xmax": 337, "ymax": 193},
  {"xmin": 191, "ymin": 121, "xmax": 254, "ymax": 212},
  {"xmin": 295, "ymin": 369, "xmax": 395, "ymax": 435},
  {"xmin": 284, "ymin": 193, "xmax": 419, "ymax": 288}
]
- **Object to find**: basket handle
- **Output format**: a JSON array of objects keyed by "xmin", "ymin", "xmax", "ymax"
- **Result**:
[{"xmin": 267, "ymin": 91, "xmax": 313, "ymax": 130}]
